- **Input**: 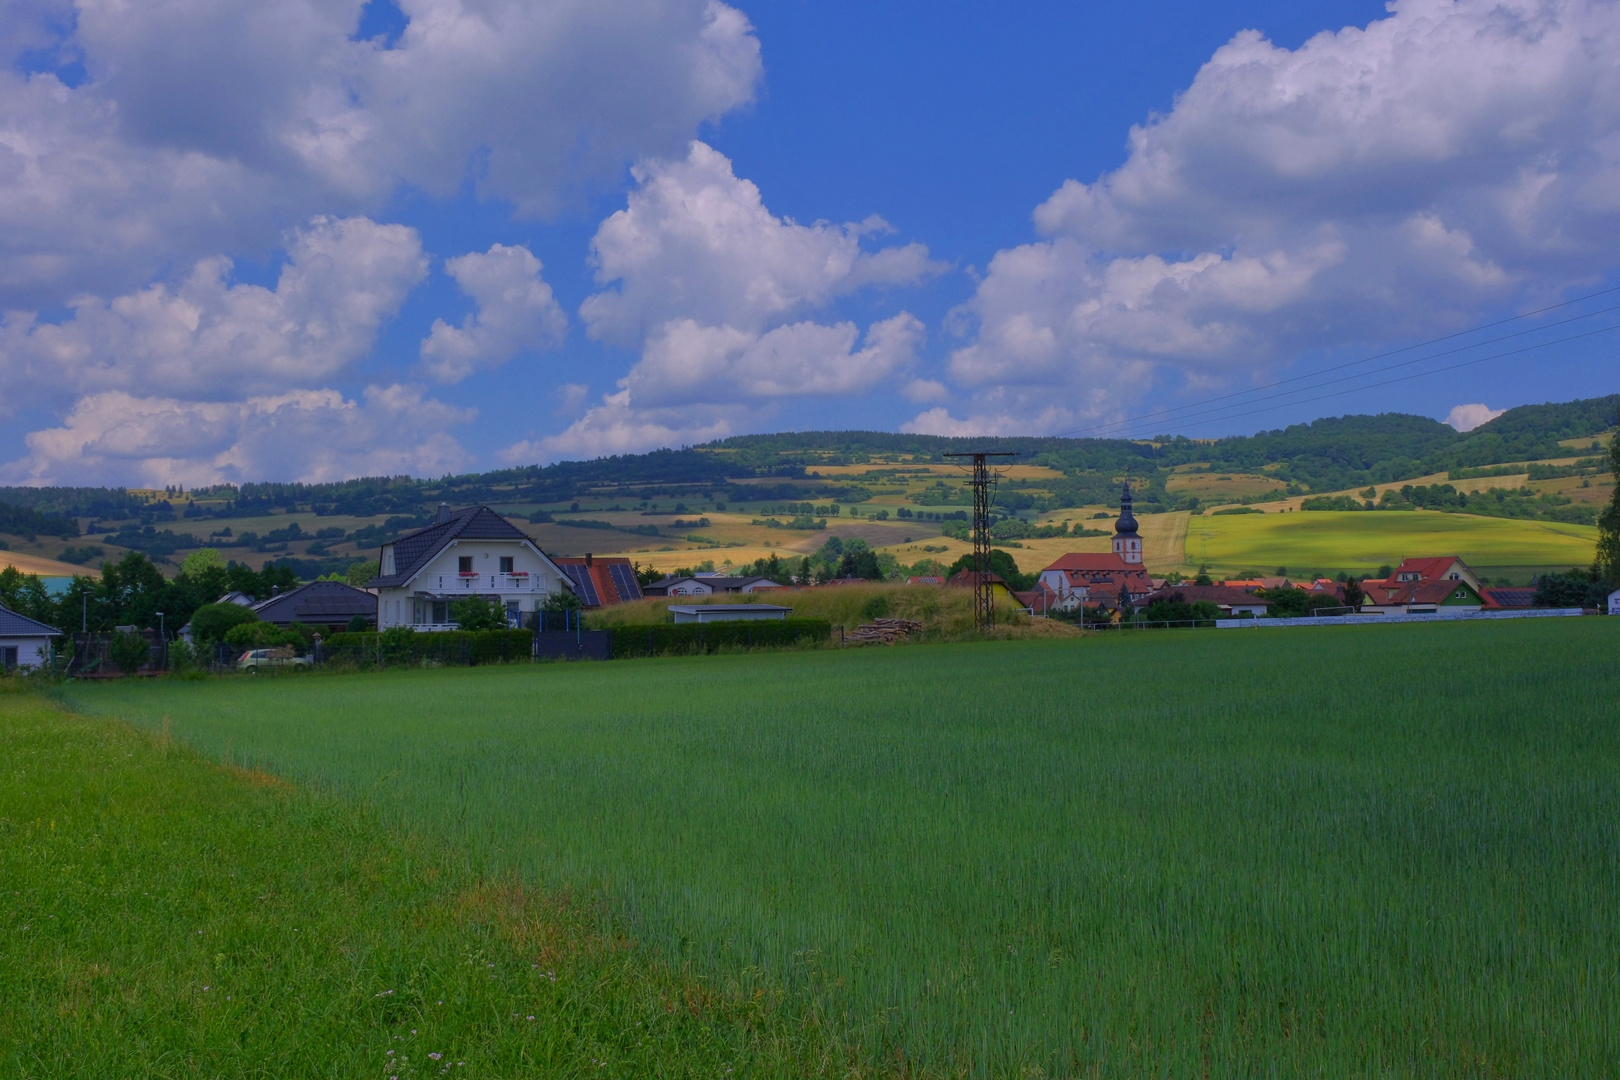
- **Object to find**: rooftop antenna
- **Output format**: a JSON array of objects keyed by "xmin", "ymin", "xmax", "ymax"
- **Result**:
[{"xmin": 943, "ymin": 450, "xmax": 1017, "ymax": 632}]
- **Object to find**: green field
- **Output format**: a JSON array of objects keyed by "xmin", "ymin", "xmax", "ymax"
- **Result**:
[
  {"xmin": 50, "ymin": 620, "xmax": 1620, "ymax": 1076},
  {"xmin": 0, "ymin": 685, "xmax": 838, "ymax": 1078},
  {"xmin": 1182, "ymin": 509, "xmax": 1599, "ymax": 577}
]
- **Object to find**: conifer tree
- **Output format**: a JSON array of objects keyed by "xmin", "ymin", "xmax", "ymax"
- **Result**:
[{"xmin": 1595, "ymin": 434, "xmax": 1620, "ymax": 581}]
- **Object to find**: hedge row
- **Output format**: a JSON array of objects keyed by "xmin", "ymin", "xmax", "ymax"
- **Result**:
[
  {"xmin": 323, "ymin": 629, "xmax": 535, "ymax": 666},
  {"xmin": 608, "ymin": 619, "xmax": 832, "ymax": 659}
]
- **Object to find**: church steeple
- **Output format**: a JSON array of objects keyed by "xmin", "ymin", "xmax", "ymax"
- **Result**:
[{"xmin": 1113, "ymin": 480, "xmax": 1143, "ymax": 564}]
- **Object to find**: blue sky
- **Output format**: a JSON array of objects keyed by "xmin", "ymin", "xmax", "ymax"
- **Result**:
[{"xmin": 2, "ymin": 0, "xmax": 1617, "ymax": 485}]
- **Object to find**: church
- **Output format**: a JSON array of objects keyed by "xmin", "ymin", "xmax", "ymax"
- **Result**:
[{"xmin": 1034, "ymin": 481, "xmax": 1155, "ymax": 613}]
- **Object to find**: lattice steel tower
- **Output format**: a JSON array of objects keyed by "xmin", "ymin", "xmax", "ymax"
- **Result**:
[{"xmin": 943, "ymin": 451, "xmax": 1016, "ymax": 633}]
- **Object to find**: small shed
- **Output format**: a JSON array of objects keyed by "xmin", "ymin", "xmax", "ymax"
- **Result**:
[
  {"xmin": 0, "ymin": 604, "xmax": 62, "ymax": 671},
  {"xmin": 668, "ymin": 604, "xmax": 792, "ymax": 624}
]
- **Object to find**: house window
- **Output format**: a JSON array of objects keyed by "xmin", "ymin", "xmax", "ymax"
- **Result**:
[
  {"xmin": 500, "ymin": 556, "xmax": 514, "ymax": 574},
  {"xmin": 505, "ymin": 601, "xmax": 520, "ymax": 626},
  {"xmin": 1, "ymin": 646, "xmax": 16, "ymax": 671},
  {"xmin": 432, "ymin": 600, "xmax": 449, "ymax": 624},
  {"xmin": 459, "ymin": 556, "xmax": 473, "ymax": 574}
]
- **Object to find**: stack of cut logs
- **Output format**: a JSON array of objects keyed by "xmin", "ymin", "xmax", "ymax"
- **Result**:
[{"xmin": 846, "ymin": 618, "xmax": 924, "ymax": 644}]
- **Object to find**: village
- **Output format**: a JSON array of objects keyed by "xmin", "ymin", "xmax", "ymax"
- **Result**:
[{"xmin": 3, "ymin": 476, "xmax": 1612, "ymax": 676}]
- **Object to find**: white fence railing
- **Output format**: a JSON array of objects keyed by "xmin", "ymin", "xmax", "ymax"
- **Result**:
[{"xmin": 1216, "ymin": 608, "xmax": 1588, "ymax": 629}]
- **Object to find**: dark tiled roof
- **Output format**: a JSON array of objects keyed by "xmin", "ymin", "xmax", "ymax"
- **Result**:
[
  {"xmin": 370, "ymin": 507, "xmax": 533, "ymax": 588},
  {"xmin": 250, "ymin": 581, "xmax": 377, "ymax": 625},
  {"xmin": 1484, "ymin": 587, "xmax": 1536, "ymax": 608},
  {"xmin": 1141, "ymin": 585, "xmax": 1272, "ymax": 608},
  {"xmin": 0, "ymin": 604, "xmax": 62, "ymax": 637}
]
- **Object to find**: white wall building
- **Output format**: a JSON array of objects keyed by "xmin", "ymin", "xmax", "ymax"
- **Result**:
[
  {"xmin": 369, "ymin": 505, "xmax": 574, "ymax": 630},
  {"xmin": 1609, "ymin": 587, "xmax": 1620, "ymax": 616},
  {"xmin": 0, "ymin": 605, "xmax": 62, "ymax": 671}
]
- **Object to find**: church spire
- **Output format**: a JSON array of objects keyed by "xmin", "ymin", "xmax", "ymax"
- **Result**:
[{"xmin": 1113, "ymin": 479, "xmax": 1143, "ymax": 564}]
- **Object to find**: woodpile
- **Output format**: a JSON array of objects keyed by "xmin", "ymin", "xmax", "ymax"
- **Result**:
[{"xmin": 846, "ymin": 618, "xmax": 923, "ymax": 644}]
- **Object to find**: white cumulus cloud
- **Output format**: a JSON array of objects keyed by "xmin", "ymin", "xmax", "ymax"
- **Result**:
[
  {"xmin": 950, "ymin": 0, "xmax": 1620, "ymax": 428},
  {"xmin": 0, "ymin": 217, "xmax": 427, "ymax": 409},
  {"xmin": 581, "ymin": 141, "xmax": 942, "ymax": 345},
  {"xmin": 554, "ymin": 143, "xmax": 939, "ymax": 458},
  {"xmin": 420, "ymin": 244, "xmax": 567, "ymax": 383},
  {"xmin": 1444, "ymin": 403, "xmax": 1505, "ymax": 432},
  {"xmin": 5, "ymin": 384, "xmax": 474, "ymax": 486},
  {"xmin": 0, "ymin": 0, "xmax": 762, "ymax": 307}
]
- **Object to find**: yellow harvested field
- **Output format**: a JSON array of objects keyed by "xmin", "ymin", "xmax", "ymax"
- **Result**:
[
  {"xmin": 1, "ymin": 551, "xmax": 91, "ymax": 577},
  {"xmin": 1166, "ymin": 470, "xmax": 1285, "ymax": 500}
]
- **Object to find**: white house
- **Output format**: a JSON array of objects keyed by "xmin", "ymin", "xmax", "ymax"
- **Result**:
[
  {"xmin": 369, "ymin": 505, "xmax": 574, "ymax": 630},
  {"xmin": 0, "ymin": 604, "xmax": 62, "ymax": 671},
  {"xmin": 1609, "ymin": 587, "xmax": 1620, "ymax": 616},
  {"xmin": 645, "ymin": 575, "xmax": 784, "ymax": 597}
]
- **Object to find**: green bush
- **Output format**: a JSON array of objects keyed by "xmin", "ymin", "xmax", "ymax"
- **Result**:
[
  {"xmin": 224, "ymin": 622, "xmax": 307, "ymax": 652},
  {"xmin": 323, "ymin": 628, "xmax": 535, "ymax": 666},
  {"xmin": 189, "ymin": 602, "xmax": 259, "ymax": 645},
  {"xmin": 109, "ymin": 631, "xmax": 151, "ymax": 675},
  {"xmin": 450, "ymin": 596, "xmax": 509, "ymax": 631},
  {"xmin": 609, "ymin": 619, "xmax": 832, "ymax": 658}
]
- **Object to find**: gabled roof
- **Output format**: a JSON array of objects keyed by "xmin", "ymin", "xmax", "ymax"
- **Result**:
[
  {"xmin": 0, "ymin": 604, "xmax": 61, "ymax": 637},
  {"xmin": 370, "ymin": 506, "xmax": 547, "ymax": 589},
  {"xmin": 1364, "ymin": 578, "xmax": 1481, "ymax": 606},
  {"xmin": 1392, "ymin": 556, "xmax": 1466, "ymax": 581},
  {"xmin": 1141, "ymin": 585, "xmax": 1272, "ymax": 608},
  {"xmin": 1043, "ymin": 552, "xmax": 1133, "ymax": 573},
  {"xmin": 249, "ymin": 581, "xmax": 377, "ymax": 625},
  {"xmin": 1483, "ymin": 587, "xmax": 1533, "ymax": 609}
]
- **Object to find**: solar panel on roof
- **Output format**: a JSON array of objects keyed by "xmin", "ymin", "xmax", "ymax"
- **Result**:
[
  {"xmin": 567, "ymin": 566, "xmax": 600, "ymax": 606},
  {"xmin": 608, "ymin": 562, "xmax": 642, "ymax": 602}
]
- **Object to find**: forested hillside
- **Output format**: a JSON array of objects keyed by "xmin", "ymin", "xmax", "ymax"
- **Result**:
[{"xmin": 0, "ymin": 394, "xmax": 1613, "ymax": 530}]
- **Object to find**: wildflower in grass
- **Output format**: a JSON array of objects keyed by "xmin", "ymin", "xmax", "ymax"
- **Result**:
[{"xmin": 429, "ymin": 1052, "xmax": 443, "ymax": 1060}]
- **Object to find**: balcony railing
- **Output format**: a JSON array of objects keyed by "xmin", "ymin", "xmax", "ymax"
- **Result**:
[{"xmin": 434, "ymin": 573, "xmax": 544, "ymax": 591}]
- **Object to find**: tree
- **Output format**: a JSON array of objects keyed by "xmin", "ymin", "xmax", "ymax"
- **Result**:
[
  {"xmin": 180, "ymin": 548, "xmax": 224, "ymax": 578},
  {"xmin": 109, "ymin": 630, "xmax": 151, "ymax": 676},
  {"xmin": 1595, "ymin": 436, "xmax": 1620, "ymax": 581},
  {"xmin": 451, "ymin": 596, "xmax": 508, "ymax": 631},
  {"xmin": 347, "ymin": 560, "xmax": 380, "ymax": 587},
  {"xmin": 190, "ymin": 603, "xmax": 260, "ymax": 645},
  {"xmin": 1343, "ymin": 578, "xmax": 1365, "ymax": 611},
  {"xmin": 0, "ymin": 567, "xmax": 53, "ymax": 625},
  {"xmin": 945, "ymin": 549, "xmax": 1035, "ymax": 590},
  {"xmin": 1533, "ymin": 569, "xmax": 1605, "ymax": 609}
]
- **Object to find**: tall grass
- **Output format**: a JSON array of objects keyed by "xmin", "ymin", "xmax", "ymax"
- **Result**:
[
  {"xmin": 590, "ymin": 582, "xmax": 1080, "ymax": 643},
  {"xmin": 63, "ymin": 620, "xmax": 1620, "ymax": 1075}
]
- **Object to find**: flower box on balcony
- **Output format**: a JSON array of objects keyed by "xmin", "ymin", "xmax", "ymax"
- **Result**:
[
  {"xmin": 508, "ymin": 571, "xmax": 529, "ymax": 577},
  {"xmin": 458, "ymin": 571, "xmax": 479, "ymax": 577}
]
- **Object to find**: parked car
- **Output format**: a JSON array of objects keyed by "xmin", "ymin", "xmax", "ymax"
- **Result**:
[{"xmin": 236, "ymin": 647, "xmax": 311, "ymax": 672}]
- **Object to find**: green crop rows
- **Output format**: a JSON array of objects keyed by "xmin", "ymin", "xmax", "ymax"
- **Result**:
[{"xmin": 57, "ymin": 619, "xmax": 1620, "ymax": 1076}]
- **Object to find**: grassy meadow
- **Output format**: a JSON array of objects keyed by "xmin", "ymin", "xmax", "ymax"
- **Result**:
[
  {"xmin": 52, "ymin": 618, "xmax": 1620, "ymax": 1076},
  {"xmin": 1182, "ymin": 508, "xmax": 1599, "ymax": 578},
  {"xmin": 0, "ymin": 684, "xmax": 845, "ymax": 1079}
]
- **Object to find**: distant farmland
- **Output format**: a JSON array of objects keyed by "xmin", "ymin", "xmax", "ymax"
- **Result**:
[
  {"xmin": 1180, "ymin": 508, "xmax": 1599, "ymax": 577},
  {"xmin": 65, "ymin": 619, "xmax": 1620, "ymax": 1076}
]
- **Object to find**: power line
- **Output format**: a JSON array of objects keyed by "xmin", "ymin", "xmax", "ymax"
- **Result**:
[
  {"xmin": 1049, "ymin": 283, "xmax": 1620, "ymax": 440},
  {"xmin": 1105, "ymin": 320, "xmax": 1620, "ymax": 440},
  {"xmin": 1083, "ymin": 302, "xmax": 1620, "ymax": 440}
]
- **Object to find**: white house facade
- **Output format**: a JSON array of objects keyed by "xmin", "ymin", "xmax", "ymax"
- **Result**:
[
  {"xmin": 1610, "ymin": 587, "xmax": 1620, "ymax": 616},
  {"xmin": 369, "ymin": 506, "xmax": 574, "ymax": 631},
  {"xmin": 0, "ymin": 605, "xmax": 62, "ymax": 671}
]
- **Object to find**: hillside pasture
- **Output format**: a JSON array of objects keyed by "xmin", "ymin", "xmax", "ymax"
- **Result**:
[
  {"xmin": 1183, "ymin": 508, "xmax": 1598, "ymax": 577},
  {"xmin": 587, "ymin": 582, "xmax": 1077, "ymax": 642},
  {"xmin": 0, "ymin": 550, "xmax": 99, "ymax": 578},
  {"xmin": 60, "ymin": 619, "xmax": 1620, "ymax": 1076}
]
